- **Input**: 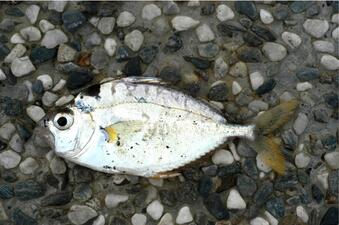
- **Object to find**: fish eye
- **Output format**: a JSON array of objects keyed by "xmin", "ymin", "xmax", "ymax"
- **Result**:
[{"xmin": 53, "ymin": 113, "xmax": 74, "ymax": 130}]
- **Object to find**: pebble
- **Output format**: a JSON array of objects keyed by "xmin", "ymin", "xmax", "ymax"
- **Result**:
[
  {"xmin": 42, "ymin": 91, "xmax": 58, "ymax": 107},
  {"xmin": 214, "ymin": 57, "xmax": 228, "ymax": 78},
  {"xmin": 197, "ymin": 43, "xmax": 219, "ymax": 58},
  {"xmin": 281, "ymin": 31, "xmax": 302, "ymax": 49},
  {"xmin": 256, "ymin": 154, "xmax": 272, "ymax": 173},
  {"xmin": 147, "ymin": 200, "xmax": 164, "ymax": 220},
  {"xmin": 296, "ymin": 205, "xmax": 309, "ymax": 223},
  {"xmin": 5, "ymin": 6, "xmax": 24, "ymax": 17},
  {"xmin": 92, "ymin": 215, "xmax": 105, "ymax": 225},
  {"xmin": 73, "ymin": 183, "xmax": 92, "ymax": 202},
  {"xmin": 25, "ymin": 5, "xmax": 40, "ymax": 24},
  {"xmin": 332, "ymin": 26, "xmax": 339, "ymax": 40},
  {"xmin": 229, "ymin": 61, "xmax": 247, "ymax": 77},
  {"xmin": 266, "ymin": 197, "xmax": 285, "ymax": 218},
  {"xmin": 262, "ymin": 42, "xmax": 287, "ymax": 61},
  {"xmin": 159, "ymin": 213, "xmax": 174, "ymax": 225},
  {"xmin": 313, "ymin": 108, "xmax": 329, "ymax": 123},
  {"xmin": 67, "ymin": 205, "xmax": 98, "ymax": 225},
  {"xmin": 57, "ymin": 44, "xmax": 77, "ymax": 62},
  {"xmin": 251, "ymin": 24, "xmax": 276, "ymax": 41},
  {"xmin": 184, "ymin": 56, "xmax": 211, "ymax": 70},
  {"xmin": 0, "ymin": 150, "xmax": 21, "ymax": 169},
  {"xmin": 123, "ymin": 57, "xmax": 141, "ymax": 77},
  {"xmin": 62, "ymin": 10, "xmax": 86, "ymax": 32},
  {"xmin": 52, "ymin": 79, "xmax": 66, "ymax": 92},
  {"xmin": 30, "ymin": 46, "xmax": 57, "ymax": 64},
  {"xmin": 11, "ymin": 208, "xmax": 37, "ymax": 225},
  {"xmin": 295, "ymin": 152, "xmax": 311, "ymax": 168},
  {"xmin": 159, "ymin": 66, "xmax": 181, "ymax": 84},
  {"xmin": 264, "ymin": 211, "xmax": 278, "ymax": 225},
  {"xmin": 237, "ymin": 174, "xmax": 257, "ymax": 197},
  {"xmin": 117, "ymin": 11, "xmax": 136, "ymax": 27},
  {"xmin": 97, "ymin": 17, "xmax": 115, "ymax": 34},
  {"xmin": 250, "ymin": 71, "xmax": 264, "ymax": 90},
  {"xmin": 39, "ymin": 19, "xmax": 55, "ymax": 33},
  {"xmin": 312, "ymin": 40, "xmax": 334, "ymax": 53},
  {"xmin": 55, "ymin": 95, "xmax": 74, "ymax": 107},
  {"xmin": 50, "ymin": 156, "xmax": 67, "ymax": 174},
  {"xmin": 11, "ymin": 56, "xmax": 36, "ymax": 77},
  {"xmin": 260, "ymin": 9, "xmax": 274, "ymax": 24},
  {"xmin": 37, "ymin": 74, "xmax": 53, "ymax": 90},
  {"xmin": 227, "ymin": 188, "xmax": 246, "ymax": 209},
  {"xmin": 303, "ymin": 19, "xmax": 329, "ymax": 38},
  {"xmin": 26, "ymin": 105, "xmax": 45, "ymax": 122},
  {"xmin": 293, "ymin": 113, "xmax": 308, "ymax": 135},
  {"xmin": 104, "ymin": 38, "xmax": 117, "ymax": 56},
  {"xmin": 142, "ymin": 4, "xmax": 161, "ymax": 20},
  {"xmin": 4, "ymin": 43, "xmax": 27, "ymax": 63},
  {"xmin": 216, "ymin": 4, "xmax": 234, "ymax": 21},
  {"xmin": 48, "ymin": 1, "xmax": 67, "ymax": 12},
  {"xmin": 249, "ymin": 100, "xmax": 269, "ymax": 112},
  {"xmin": 296, "ymin": 81, "xmax": 313, "ymax": 91},
  {"xmin": 10, "ymin": 33, "xmax": 25, "ymax": 44},
  {"xmin": 203, "ymin": 193, "xmax": 229, "ymax": 220},
  {"xmin": 208, "ymin": 82, "xmax": 228, "ymax": 101},
  {"xmin": 131, "ymin": 213, "xmax": 147, "ymax": 225},
  {"xmin": 196, "ymin": 24, "xmax": 215, "ymax": 42},
  {"xmin": 320, "ymin": 207, "xmax": 338, "ymax": 225},
  {"xmin": 320, "ymin": 54, "xmax": 339, "ymax": 71},
  {"xmin": 212, "ymin": 149, "xmax": 234, "ymax": 165},
  {"xmin": 85, "ymin": 32, "xmax": 101, "ymax": 47},
  {"xmin": 171, "ymin": 16, "xmax": 199, "ymax": 31},
  {"xmin": 41, "ymin": 29, "xmax": 68, "ymax": 48},
  {"xmin": 0, "ymin": 69, "xmax": 6, "ymax": 80},
  {"xmin": 124, "ymin": 30, "xmax": 144, "ymax": 52},
  {"xmin": 19, "ymin": 157, "xmax": 39, "ymax": 174},
  {"xmin": 250, "ymin": 217, "xmax": 269, "ymax": 225},
  {"xmin": 324, "ymin": 92, "xmax": 338, "ymax": 109},
  {"xmin": 66, "ymin": 70, "xmax": 94, "ymax": 90},
  {"xmin": 296, "ymin": 67, "xmax": 320, "ymax": 81},
  {"xmin": 176, "ymin": 206, "xmax": 193, "ymax": 224},
  {"xmin": 20, "ymin": 26, "xmax": 41, "ymax": 41},
  {"xmin": 14, "ymin": 179, "xmax": 45, "ymax": 200},
  {"xmin": 0, "ymin": 184, "xmax": 14, "ymax": 199},
  {"xmin": 91, "ymin": 47, "xmax": 109, "ymax": 69},
  {"xmin": 0, "ymin": 123, "xmax": 16, "ymax": 141},
  {"xmin": 41, "ymin": 191, "xmax": 72, "ymax": 206},
  {"xmin": 324, "ymin": 152, "xmax": 339, "ymax": 169},
  {"xmin": 105, "ymin": 193, "xmax": 129, "ymax": 208},
  {"xmin": 235, "ymin": 1, "xmax": 258, "ymax": 20}
]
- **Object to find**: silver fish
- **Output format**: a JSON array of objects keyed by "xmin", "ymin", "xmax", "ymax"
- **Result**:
[{"xmin": 46, "ymin": 77, "xmax": 297, "ymax": 177}]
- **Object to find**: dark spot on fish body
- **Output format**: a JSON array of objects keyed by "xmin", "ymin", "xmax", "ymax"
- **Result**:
[
  {"xmin": 82, "ymin": 84, "xmax": 101, "ymax": 98},
  {"xmin": 103, "ymin": 165, "xmax": 112, "ymax": 169},
  {"xmin": 116, "ymin": 141, "xmax": 121, "ymax": 146}
]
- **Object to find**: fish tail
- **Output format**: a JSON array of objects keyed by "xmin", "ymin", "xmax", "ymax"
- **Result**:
[{"xmin": 247, "ymin": 99, "xmax": 299, "ymax": 175}]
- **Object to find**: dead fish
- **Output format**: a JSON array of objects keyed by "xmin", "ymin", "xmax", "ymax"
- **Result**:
[{"xmin": 45, "ymin": 77, "xmax": 298, "ymax": 178}]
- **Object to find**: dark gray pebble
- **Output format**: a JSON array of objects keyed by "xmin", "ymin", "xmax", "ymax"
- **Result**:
[
  {"xmin": 0, "ymin": 19, "xmax": 17, "ymax": 33},
  {"xmin": 328, "ymin": 170, "xmax": 339, "ymax": 196},
  {"xmin": 201, "ymin": 3, "xmax": 215, "ymax": 15},
  {"xmin": 217, "ymin": 21, "xmax": 246, "ymax": 37},
  {"xmin": 0, "ymin": 97, "xmax": 23, "ymax": 116},
  {"xmin": 320, "ymin": 207, "xmax": 338, "ymax": 225},
  {"xmin": 273, "ymin": 4, "xmax": 290, "ymax": 20},
  {"xmin": 116, "ymin": 46, "xmax": 131, "ymax": 62},
  {"xmin": 66, "ymin": 70, "xmax": 94, "ymax": 90},
  {"xmin": 203, "ymin": 193, "xmax": 229, "ymax": 220},
  {"xmin": 207, "ymin": 83, "xmax": 228, "ymax": 101},
  {"xmin": 274, "ymin": 173, "xmax": 298, "ymax": 191},
  {"xmin": 165, "ymin": 34, "xmax": 182, "ymax": 52},
  {"xmin": 321, "ymin": 134, "xmax": 337, "ymax": 151},
  {"xmin": 255, "ymin": 79, "xmax": 276, "ymax": 96},
  {"xmin": 11, "ymin": 208, "xmax": 38, "ymax": 225},
  {"xmin": 41, "ymin": 191, "xmax": 73, "ymax": 206},
  {"xmin": 48, "ymin": 10, "xmax": 62, "ymax": 25},
  {"xmin": 183, "ymin": 56, "xmax": 211, "ymax": 70},
  {"xmin": 254, "ymin": 181, "xmax": 273, "ymax": 206},
  {"xmin": 324, "ymin": 92, "xmax": 338, "ymax": 109},
  {"xmin": 216, "ymin": 175, "xmax": 236, "ymax": 193},
  {"xmin": 314, "ymin": 108, "xmax": 330, "ymax": 123},
  {"xmin": 5, "ymin": 7, "xmax": 24, "ymax": 17},
  {"xmin": 1, "ymin": 170, "xmax": 17, "ymax": 183},
  {"xmin": 123, "ymin": 57, "xmax": 142, "ymax": 77},
  {"xmin": 266, "ymin": 197, "xmax": 285, "ymax": 218},
  {"xmin": 281, "ymin": 129, "xmax": 298, "ymax": 150},
  {"xmin": 159, "ymin": 66, "xmax": 181, "ymax": 84},
  {"xmin": 139, "ymin": 46, "xmax": 158, "ymax": 64},
  {"xmin": 14, "ymin": 180, "xmax": 45, "ymax": 201},
  {"xmin": 218, "ymin": 163, "xmax": 242, "ymax": 176},
  {"xmin": 73, "ymin": 183, "xmax": 92, "ymax": 202},
  {"xmin": 32, "ymin": 80, "xmax": 44, "ymax": 95},
  {"xmin": 242, "ymin": 158, "xmax": 258, "ymax": 178},
  {"xmin": 306, "ymin": 3, "xmax": 320, "ymax": 17},
  {"xmin": 237, "ymin": 174, "xmax": 257, "ymax": 197},
  {"xmin": 238, "ymin": 46, "xmax": 263, "ymax": 63},
  {"xmin": 251, "ymin": 24, "xmax": 276, "ymax": 42},
  {"xmin": 0, "ymin": 33, "xmax": 8, "ymax": 43},
  {"xmin": 243, "ymin": 32, "xmax": 263, "ymax": 47},
  {"xmin": 0, "ymin": 42, "xmax": 10, "ymax": 59},
  {"xmin": 73, "ymin": 166, "xmax": 93, "ymax": 183},
  {"xmin": 30, "ymin": 46, "xmax": 57, "ymax": 65},
  {"xmin": 159, "ymin": 189, "xmax": 176, "ymax": 206},
  {"xmin": 0, "ymin": 140, "xmax": 7, "ymax": 151},
  {"xmin": 62, "ymin": 10, "xmax": 87, "ymax": 32},
  {"xmin": 296, "ymin": 67, "xmax": 320, "ymax": 81},
  {"xmin": 0, "ymin": 184, "xmax": 14, "ymax": 199},
  {"xmin": 289, "ymin": 1, "xmax": 313, "ymax": 13},
  {"xmin": 311, "ymin": 184, "xmax": 324, "ymax": 203},
  {"xmin": 234, "ymin": 1, "xmax": 258, "ymax": 20}
]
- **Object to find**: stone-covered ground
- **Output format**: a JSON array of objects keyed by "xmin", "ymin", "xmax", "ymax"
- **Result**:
[{"xmin": 0, "ymin": 1, "xmax": 338, "ymax": 225}]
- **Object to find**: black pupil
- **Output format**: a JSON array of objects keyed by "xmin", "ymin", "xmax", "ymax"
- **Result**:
[{"xmin": 57, "ymin": 117, "xmax": 67, "ymax": 126}]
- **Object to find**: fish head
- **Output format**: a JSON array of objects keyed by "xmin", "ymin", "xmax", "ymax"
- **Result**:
[{"xmin": 45, "ymin": 106, "xmax": 96, "ymax": 158}]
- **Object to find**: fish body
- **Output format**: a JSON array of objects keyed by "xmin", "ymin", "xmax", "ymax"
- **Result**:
[{"xmin": 46, "ymin": 77, "xmax": 296, "ymax": 177}]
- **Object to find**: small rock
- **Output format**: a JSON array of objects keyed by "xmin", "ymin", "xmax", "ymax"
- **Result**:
[
  {"xmin": 187, "ymin": 0, "xmax": 200, "ymax": 7},
  {"xmin": 37, "ymin": 74, "xmax": 53, "ymax": 90},
  {"xmin": 281, "ymin": 32, "xmax": 302, "ymax": 49},
  {"xmin": 262, "ymin": 42, "xmax": 287, "ymax": 61},
  {"xmin": 254, "ymin": 181, "xmax": 273, "ymax": 205},
  {"xmin": 11, "ymin": 56, "xmax": 35, "ymax": 77},
  {"xmin": 248, "ymin": 100, "xmax": 269, "ymax": 112},
  {"xmin": 62, "ymin": 10, "xmax": 86, "ymax": 32},
  {"xmin": 250, "ymin": 71, "xmax": 264, "ymax": 90},
  {"xmin": 229, "ymin": 61, "xmax": 247, "ymax": 77},
  {"xmin": 5, "ymin": 6, "xmax": 24, "ymax": 17},
  {"xmin": 295, "ymin": 152, "xmax": 311, "ymax": 168},
  {"xmin": 232, "ymin": 81, "xmax": 242, "ymax": 95},
  {"xmin": 293, "ymin": 113, "xmax": 308, "ymax": 135},
  {"xmin": 55, "ymin": 95, "xmax": 74, "ymax": 107},
  {"xmin": 66, "ymin": 70, "xmax": 94, "ymax": 90},
  {"xmin": 104, "ymin": 38, "xmax": 117, "ymax": 56},
  {"xmin": 237, "ymin": 174, "xmax": 257, "ymax": 197},
  {"xmin": 183, "ymin": 56, "xmax": 211, "ymax": 70},
  {"xmin": 235, "ymin": 1, "xmax": 258, "ymax": 20},
  {"xmin": 320, "ymin": 54, "xmax": 339, "ymax": 71},
  {"xmin": 290, "ymin": 1, "xmax": 313, "ymax": 13},
  {"xmin": 260, "ymin": 9, "xmax": 274, "ymax": 24},
  {"xmin": 0, "ymin": 150, "xmax": 21, "ymax": 169},
  {"xmin": 11, "ymin": 208, "xmax": 37, "ymax": 225},
  {"xmin": 42, "ymin": 91, "xmax": 58, "ymax": 107},
  {"xmin": 163, "ymin": 1, "xmax": 180, "ymax": 15},
  {"xmin": 227, "ymin": 188, "xmax": 246, "ymax": 209},
  {"xmin": 196, "ymin": 24, "xmax": 215, "ymax": 42},
  {"xmin": 124, "ymin": 30, "xmax": 144, "ymax": 52},
  {"xmin": 123, "ymin": 57, "xmax": 141, "ymax": 76},
  {"xmin": 0, "ymin": 19, "xmax": 17, "ymax": 33},
  {"xmin": 93, "ymin": 215, "xmax": 105, "ymax": 225},
  {"xmin": 256, "ymin": 153, "xmax": 272, "ymax": 173},
  {"xmin": 0, "ymin": 184, "xmax": 14, "ymax": 199},
  {"xmin": 0, "ymin": 69, "xmax": 6, "ymax": 80},
  {"xmin": 14, "ymin": 179, "xmax": 45, "ymax": 200},
  {"xmin": 171, "ymin": 16, "xmax": 199, "ymax": 31},
  {"xmin": 85, "ymin": 32, "xmax": 101, "ymax": 47},
  {"xmin": 91, "ymin": 47, "xmax": 109, "ymax": 70},
  {"xmin": 4, "ymin": 43, "xmax": 27, "ymax": 63},
  {"xmin": 324, "ymin": 92, "xmax": 338, "ymax": 109},
  {"xmin": 203, "ymin": 193, "xmax": 229, "ymax": 220},
  {"xmin": 208, "ymin": 82, "xmax": 228, "ymax": 101},
  {"xmin": 0, "ymin": 123, "xmax": 15, "ymax": 141},
  {"xmin": 25, "ymin": 5, "xmax": 40, "ymax": 24},
  {"xmin": 212, "ymin": 149, "xmax": 234, "ymax": 165},
  {"xmin": 176, "ymin": 206, "xmax": 193, "ymax": 224},
  {"xmin": 165, "ymin": 34, "xmax": 182, "ymax": 52},
  {"xmin": 48, "ymin": 1, "xmax": 67, "ymax": 12},
  {"xmin": 296, "ymin": 205, "xmax": 309, "ymax": 223},
  {"xmin": 73, "ymin": 183, "xmax": 92, "ymax": 202},
  {"xmin": 41, "ymin": 191, "xmax": 73, "ymax": 206},
  {"xmin": 216, "ymin": 4, "xmax": 234, "ymax": 21},
  {"xmin": 312, "ymin": 40, "xmax": 334, "ymax": 53},
  {"xmin": 97, "ymin": 17, "xmax": 115, "ymax": 35},
  {"xmin": 313, "ymin": 108, "xmax": 329, "ymax": 123},
  {"xmin": 266, "ymin": 197, "xmax": 284, "ymax": 218},
  {"xmin": 50, "ymin": 156, "xmax": 67, "ymax": 174},
  {"xmin": 10, "ymin": 33, "xmax": 25, "ymax": 44},
  {"xmin": 159, "ymin": 66, "xmax": 181, "ymax": 84},
  {"xmin": 30, "ymin": 46, "xmax": 57, "ymax": 64},
  {"xmin": 320, "ymin": 207, "xmax": 338, "ymax": 225},
  {"xmin": 19, "ymin": 157, "xmax": 39, "ymax": 174},
  {"xmin": 324, "ymin": 152, "xmax": 339, "ymax": 169},
  {"xmin": 332, "ymin": 27, "xmax": 339, "ymax": 40},
  {"xmin": 303, "ymin": 19, "xmax": 329, "ymax": 38},
  {"xmin": 117, "ymin": 11, "xmax": 135, "ymax": 27},
  {"xmin": 57, "ymin": 44, "xmax": 77, "ymax": 62},
  {"xmin": 251, "ymin": 217, "xmax": 269, "ymax": 225},
  {"xmin": 214, "ymin": 57, "xmax": 228, "ymax": 78},
  {"xmin": 147, "ymin": 200, "xmax": 164, "ymax": 220},
  {"xmin": 251, "ymin": 24, "xmax": 276, "ymax": 41},
  {"xmin": 139, "ymin": 46, "xmax": 158, "ymax": 64},
  {"xmin": 39, "ymin": 19, "xmax": 55, "ymax": 33},
  {"xmin": 142, "ymin": 4, "xmax": 161, "ymax": 21},
  {"xmin": 26, "ymin": 105, "xmax": 45, "ymax": 122},
  {"xmin": 197, "ymin": 43, "xmax": 219, "ymax": 58},
  {"xmin": 105, "ymin": 193, "xmax": 129, "ymax": 208},
  {"xmin": 41, "ymin": 29, "xmax": 68, "ymax": 49},
  {"xmin": 296, "ymin": 82, "xmax": 312, "ymax": 91},
  {"xmin": 131, "ymin": 213, "xmax": 147, "ymax": 225},
  {"xmin": 296, "ymin": 67, "xmax": 320, "ymax": 81},
  {"xmin": 20, "ymin": 26, "xmax": 41, "ymax": 41},
  {"xmin": 67, "ymin": 205, "xmax": 98, "ymax": 225},
  {"xmin": 52, "ymin": 79, "xmax": 66, "ymax": 92}
]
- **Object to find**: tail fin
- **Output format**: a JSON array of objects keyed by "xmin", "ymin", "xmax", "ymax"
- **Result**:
[{"xmin": 248, "ymin": 99, "xmax": 299, "ymax": 175}]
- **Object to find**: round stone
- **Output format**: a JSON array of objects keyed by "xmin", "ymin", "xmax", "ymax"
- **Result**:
[
  {"xmin": 250, "ymin": 71, "xmax": 264, "ymax": 90},
  {"xmin": 67, "ymin": 205, "xmax": 98, "ymax": 225},
  {"xmin": 324, "ymin": 151, "xmax": 339, "ymax": 169},
  {"xmin": 176, "ymin": 206, "xmax": 193, "ymax": 224},
  {"xmin": 159, "ymin": 213, "xmax": 174, "ymax": 225},
  {"xmin": 197, "ymin": 43, "xmax": 219, "ymax": 58},
  {"xmin": 10, "ymin": 33, "xmax": 25, "ymax": 44},
  {"xmin": 320, "ymin": 54, "xmax": 339, "ymax": 71},
  {"xmin": 105, "ymin": 193, "xmax": 129, "ymax": 208},
  {"xmin": 196, "ymin": 24, "xmax": 215, "ymax": 42},
  {"xmin": 142, "ymin": 4, "xmax": 161, "ymax": 21},
  {"xmin": 260, "ymin": 9, "xmax": 273, "ymax": 24},
  {"xmin": 171, "ymin": 16, "xmax": 199, "ymax": 31},
  {"xmin": 41, "ymin": 29, "xmax": 68, "ymax": 49},
  {"xmin": 97, "ymin": 17, "xmax": 115, "ymax": 35},
  {"xmin": 303, "ymin": 19, "xmax": 329, "ymax": 38},
  {"xmin": 50, "ymin": 157, "xmax": 67, "ymax": 174},
  {"xmin": 39, "ymin": 19, "xmax": 55, "ymax": 33},
  {"xmin": 214, "ymin": 57, "xmax": 228, "ymax": 79},
  {"xmin": 0, "ymin": 150, "xmax": 21, "ymax": 169},
  {"xmin": 117, "ymin": 11, "xmax": 135, "ymax": 27},
  {"xmin": 25, "ymin": 5, "xmax": 40, "ymax": 24},
  {"xmin": 19, "ymin": 157, "xmax": 39, "ymax": 175},
  {"xmin": 131, "ymin": 213, "xmax": 147, "ymax": 225},
  {"xmin": 55, "ymin": 95, "xmax": 74, "ymax": 107},
  {"xmin": 104, "ymin": 38, "xmax": 117, "ymax": 56},
  {"xmin": 212, "ymin": 149, "xmax": 234, "ymax": 165},
  {"xmin": 296, "ymin": 205, "xmax": 309, "ymax": 223},
  {"xmin": 262, "ymin": 42, "xmax": 287, "ymax": 61},
  {"xmin": 11, "ymin": 56, "xmax": 36, "ymax": 77},
  {"xmin": 232, "ymin": 81, "xmax": 242, "ymax": 95},
  {"xmin": 146, "ymin": 200, "xmax": 164, "ymax": 220},
  {"xmin": 5, "ymin": 43, "xmax": 27, "ymax": 63},
  {"xmin": 20, "ymin": 26, "xmax": 41, "ymax": 41},
  {"xmin": 227, "ymin": 189, "xmax": 246, "ymax": 209},
  {"xmin": 256, "ymin": 154, "xmax": 272, "ymax": 173},
  {"xmin": 281, "ymin": 32, "xmax": 302, "ymax": 49},
  {"xmin": 0, "ymin": 123, "xmax": 16, "ymax": 141},
  {"xmin": 216, "ymin": 4, "xmax": 234, "ymax": 21},
  {"xmin": 37, "ymin": 74, "xmax": 53, "ymax": 90},
  {"xmin": 57, "ymin": 44, "xmax": 77, "ymax": 62},
  {"xmin": 26, "ymin": 105, "xmax": 45, "ymax": 122},
  {"xmin": 296, "ymin": 82, "xmax": 312, "ymax": 92},
  {"xmin": 48, "ymin": 1, "xmax": 67, "ymax": 12},
  {"xmin": 295, "ymin": 152, "xmax": 311, "ymax": 168},
  {"xmin": 124, "ymin": 30, "xmax": 144, "ymax": 52},
  {"xmin": 229, "ymin": 61, "xmax": 247, "ymax": 77},
  {"xmin": 293, "ymin": 113, "xmax": 308, "ymax": 135},
  {"xmin": 312, "ymin": 40, "xmax": 334, "ymax": 53}
]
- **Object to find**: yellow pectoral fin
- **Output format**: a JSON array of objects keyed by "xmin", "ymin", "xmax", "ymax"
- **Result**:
[
  {"xmin": 104, "ymin": 120, "xmax": 145, "ymax": 143},
  {"xmin": 105, "ymin": 126, "xmax": 118, "ymax": 143}
]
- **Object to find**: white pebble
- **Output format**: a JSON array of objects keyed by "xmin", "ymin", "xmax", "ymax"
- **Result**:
[
  {"xmin": 260, "ymin": 9, "xmax": 274, "ymax": 24},
  {"xmin": 196, "ymin": 24, "xmax": 214, "ymax": 42},
  {"xmin": 212, "ymin": 149, "xmax": 234, "ymax": 165},
  {"xmin": 147, "ymin": 200, "xmax": 164, "ymax": 220},
  {"xmin": 158, "ymin": 213, "xmax": 174, "ymax": 225},
  {"xmin": 320, "ymin": 54, "xmax": 339, "ymax": 70},
  {"xmin": 52, "ymin": 79, "xmax": 66, "ymax": 92},
  {"xmin": 42, "ymin": 91, "xmax": 59, "ymax": 107},
  {"xmin": 232, "ymin": 81, "xmax": 242, "ymax": 95},
  {"xmin": 117, "ymin": 11, "xmax": 136, "ymax": 27},
  {"xmin": 104, "ymin": 38, "xmax": 117, "ymax": 56},
  {"xmin": 248, "ymin": 100, "xmax": 269, "ymax": 112},
  {"xmin": 89, "ymin": 17, "xmax": 100, "ymax": 27},
  {"xmin": 105, "ymin": 193, "xmax": 129, "ymax": 208},
  {"xmin": 0, "ymin": 123, "xmax": 16, "ymax": 141},
  {"xmin": 214, "ymin": 57, "xmax": 228, "ymax": 78},
  {"xmin": 131, "ymin": 213, "xmax": 147, "ymax": 225},
  {"xmin": 39, "ymin": 19, "xmax": 55, "ymax": 33},
  {"xmin": 142, "ymin": 4, "xmax": 162, "ymax": 21},
  {"xmin": 249, "ymin": 71, "xmax": 264, "ymax": 90},
  {"xmin": 216, "ymin": 4, "xmax": 234, "ymax": 21},
  {"xmin": 25, "ymin": 5, "xmax": 40, "ymax": 24},
  {"xmin": 312, "ymin": 40, "xmax": 334, "ymax": 53},
  {"xmin": 281, "ymin": 31, "xmax": 302, "ymax": 49},
  {"xmin": 67, "ymin": 205, "xmax": 97, "ymax": 225},
  {"xmin": 187, "ymin": 0, "xmax": 200, "ymax": 7},
  {"xmin": 227, "ymin": 189, "xmax": 246, "ymax": 209},
  {"xmin": 48, "ymin": 1, "xmax": 67, "ymax": 12},
  {"xmin": 93, "ymin": 215, "xmax": 105, "ymax": 225},
  {"xmin": 176, "ymin": 206, "xmax": 193, "ymax": 224},
  {"xmin": 303, "ymin": 19, "xmax": 329, "ymax": 38},
  {"xmin": 171, "ymin": 16, "xmax": 199, "ymax": 31},
  {"xmin": 324, "ymin": 151, "xmax": 339, "ymax": 169},
  {"xmin": 11, "ymin": 56, "xmax": 36, "ymax": 77},
  {"xmin": 296, "ymin": 206, "xmax": 309, "ymax": 223},
  {"xmin": 97, "ymin": 17, "xmax": 115, "ymax": 35},
  {"xmin": 124, "ymin": 30, "xmax": 144, "ymax": 52},
  {"xmin": 332, "ymin": 26, "xmax": 339, "ymax": 40},
  {"xmin": 4, "ymin": 44, "xmax": 27, "ymax": 63},
  {"xmin": 264, "ymin": 211, "xmax": 278, "ymax": 225},
  {"xmin": 256, "ymin": 154, "xmax": 272, "ymax": 173},
  {"xmin": 19, "ymin": 157, "xmax": 39, "ymax": 174},
  {"xmin": 295, "ymin": 152, "xmax": 311, "ymax": 168},
  {"xmin": 332, "ymin": 13, "xmax": 339, "ymax": 24},
  {"xmin": 24, "ymin": 80, "xmax": 34, "ymax": 102},
  {"xmin": 55, "ymin": 95, "xmax": 74, "ymax": 107},
  {"xmin": 41, "ymin": 29, "xmax": 68, "ymax": 49},
  {"xmin": 250, "ymin": 217, "xmax": 269, "ymax": 225},
  {"xmin": 20, "ymin": 26, "xmax": 41, "ymax": 41},
  {"xmin": 10, "ymin": 33, "xmax": 25, "ymax": 44},
  {"xmin": 9, "ymin": 133, "xmax": 23, "ymax": 153},
  {"xmin": 37, "ymin": 74, "xmax": 53, "ymax": 90},
  {"xmin": 57, "ymin": 44, "xmax": 77, "ymax": 62},
  {"xmin": 296, "ymin": 82, "xmax": 313, "ymax": 91},
  {"xmin": 26, "ymin": 105, "xmax": 45, "ymax": 122},
  {"xmin": 148, "ymin": 178, "xmax": 163, "ymax": 187},
  {"xmin": 0, "ymin": 68, "xmax": 6, "ymax": 80},
  {"xmin": 0, "ymin": 150, "xmax": 21, "ymax": 169},
  {"xmin": 262, "ymin": 42, "xmax": 287, "ymax": 62},
  {"xmin": 293, "ymin": 113, "xmax": 308, "ymax": 135}
]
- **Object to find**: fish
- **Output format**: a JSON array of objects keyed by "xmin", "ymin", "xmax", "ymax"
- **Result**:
[{"xmin": 45, "ymin": 77, "xmax": 298, "ymax": 178}]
